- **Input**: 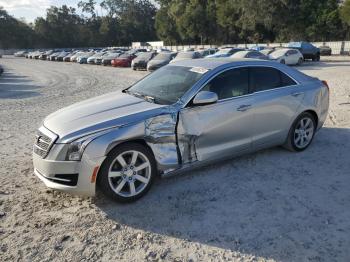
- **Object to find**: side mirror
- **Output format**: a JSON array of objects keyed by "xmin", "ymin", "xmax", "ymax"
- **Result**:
[{"xmin": 193, "ymin": 91, "xmax": 218, "ymax": 105}]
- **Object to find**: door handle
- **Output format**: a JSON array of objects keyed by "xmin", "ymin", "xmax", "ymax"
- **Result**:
[
  {"xmin": 237, "ymin": 104, "xmax": 252, "ymax": 112},
  {"xmin": 291, "ymin": 92, "xmax": 304, "ymax": 97}
]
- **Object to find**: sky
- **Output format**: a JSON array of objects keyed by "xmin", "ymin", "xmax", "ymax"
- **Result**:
[{"xmin": 0, "ymin": 0, "xmax": 104, "ymax": 22}]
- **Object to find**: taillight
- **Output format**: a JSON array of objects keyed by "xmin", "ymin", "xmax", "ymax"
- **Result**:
[
  {"xmin": 322, "ymin": 80, "xmax": 329, "ymax": 104},
  {"xmin": 322, "ymin": 80, "xmax": 329, "ymax": 91}
]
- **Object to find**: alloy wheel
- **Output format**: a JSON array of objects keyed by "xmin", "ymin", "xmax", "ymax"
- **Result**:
[
  {"xmin": 294, "ymin": 117, "xmax": 315, "ymax": 149},
  {"xmin": 108, "ymin": 150, "xmax": 151, "ymax": 197}
]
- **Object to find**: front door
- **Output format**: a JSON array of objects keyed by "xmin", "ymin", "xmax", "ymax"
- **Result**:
[{"xmin": 178, "ymin": 67, "xmax": 254, "ymax": 163}]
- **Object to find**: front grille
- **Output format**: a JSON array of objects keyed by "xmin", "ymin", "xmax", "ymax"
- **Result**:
[{"xmin": 33, "ymin": 127, "xmax": 58, "ymax": 158}]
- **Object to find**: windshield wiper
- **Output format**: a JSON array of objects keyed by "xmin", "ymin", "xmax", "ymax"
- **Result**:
[{"xmin": 124, "ymin": 90, "xmax": 156, "ymax": 104}]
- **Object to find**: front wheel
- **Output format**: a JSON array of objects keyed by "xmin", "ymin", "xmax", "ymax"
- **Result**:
[
  {"xmin": 280, "ymin": 59, "xmax": 286, "ymax": 64},
  {"xmin": 284, "ymin": 112, "xmax": 316, "ymax": 152},
  {"xmin": 98, "ymin": 143, "xmax": 157, "ymax": 202}
]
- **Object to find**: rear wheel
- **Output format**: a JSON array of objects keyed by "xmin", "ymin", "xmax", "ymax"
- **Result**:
[
  {"xmin": 280, "ymin": 59, "xmax": 286, "ymax": 64},
  {"xmin": 98, "ymin": 143, "xmax": 156, "ymax": 202},
  {"xmin": 312, "ymin": 53, "xmax": 320, "ymax": 62},
  {"xmin": 284, "ymin": 112, "xmax": 316, "ymax": 152},
  {"xmin": 316, "ymin": 53, "xmax": 320, "ymax": 61},
  {"xmin": 297, "ymin": 57, "xmax": 303, "ymax": 65}
]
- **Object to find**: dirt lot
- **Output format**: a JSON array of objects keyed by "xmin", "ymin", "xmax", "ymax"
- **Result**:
[{"xmin": 0, "ymin": 57, "xmax": 349, "ymax": 262}]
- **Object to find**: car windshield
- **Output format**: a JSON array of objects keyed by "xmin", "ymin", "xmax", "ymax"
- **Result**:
[
  {"xmin": 215, "ymin": 49, "xmax": 232, "ymax": 55},
  {"xmin": 175, "ymin": 52, "xmax": 194, "ymax": 59},
  {"xmin": 119, "ymin": 54, "xmax": 130, "ymax": 58},
  {"xmin": 137, "ymin": 52, "xmax": 153, "ymax": 59},
  {"xmin": 107, "ymin": 53, "xmax": 120, "ymax": 58},
  {"xmin": 261, "ymin": 49, "xmax": 273, "ymax": 55},
  {"xmin": 153, "ymin": 53, "xmax": 172, "ymax": 60},
  {"xmin": 127, "ymin": 66, "xmax": 204, "ymax": 105},
  {"xmin": 231, "ymin": 51, "xmax": 248, "ymax": 58}
]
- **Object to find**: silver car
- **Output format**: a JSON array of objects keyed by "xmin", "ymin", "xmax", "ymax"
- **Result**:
[{"xmin": 33, "ymin": 58, "xmax": 329, "ymax": 202}]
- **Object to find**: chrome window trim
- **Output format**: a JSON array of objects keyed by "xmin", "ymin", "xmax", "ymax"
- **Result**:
[{"xmin": 183, "ymin": 64, "xmax": 300, "ymax": 107}]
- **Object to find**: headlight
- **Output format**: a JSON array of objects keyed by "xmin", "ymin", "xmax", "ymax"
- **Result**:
[
  {"xmin": 65, "ymin": 129, "xmax": 111, "ymax": 161},
  {"xmin": 66, "ymin": 137, "xmax": 95, "ymax": 161}
]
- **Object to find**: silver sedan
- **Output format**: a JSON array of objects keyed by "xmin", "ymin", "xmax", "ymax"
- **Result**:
[{"xmin": 33, "ymin": 58, "xmax": 329, "ymax": 202}]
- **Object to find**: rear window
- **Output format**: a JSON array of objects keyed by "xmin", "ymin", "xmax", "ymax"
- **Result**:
[{"xmin": 288, "ymin": 42, "xmax": 302, "ymax": 48}]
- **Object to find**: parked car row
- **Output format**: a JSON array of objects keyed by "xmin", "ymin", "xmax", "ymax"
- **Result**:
[{"xmin": 14, "ymin": 41, "xmax": 326, "ymax": 71}]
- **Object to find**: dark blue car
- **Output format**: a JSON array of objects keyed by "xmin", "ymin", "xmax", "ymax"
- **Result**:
[{"xmin": 288, "ymin": 42, "xmax": 320, "ymax": 61}]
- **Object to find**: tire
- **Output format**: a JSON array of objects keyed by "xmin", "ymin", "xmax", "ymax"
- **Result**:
[
  {"xmin": 297, "ymin": 57, "xmax": 303, "ymax": 66},
  {"xmin": 284, "ymin": 112, "xmax": 316, "ymax": 152},
  {"xmin": 280, "ymin": 59, "xmax": 285, "ymax": 64},
  {"xmin": 316, "ymin": 53, "xmax": 320, "ymax": 61},
  {"xmin": 312, "ymin": 53, "xmax": 320, "ymax": 62},
  {"xmin": 97, "ymin": 143, "xmax": 157, "ymax": 202}
]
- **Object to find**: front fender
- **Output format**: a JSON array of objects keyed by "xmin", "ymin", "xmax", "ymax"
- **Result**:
[{"xmin": 83, "ymin": 113, "xmax": 181, "ymax": 173}]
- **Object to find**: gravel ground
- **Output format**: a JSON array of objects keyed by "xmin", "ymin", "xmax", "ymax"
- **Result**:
[{"xmin": 0, "ymin": 57, "xmax": 350, "ymax": 262}]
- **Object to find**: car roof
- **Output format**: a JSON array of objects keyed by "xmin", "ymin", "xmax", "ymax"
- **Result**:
[{"xmin": 171, "ymin": 58, "xmax": 275, "ymax": 70}]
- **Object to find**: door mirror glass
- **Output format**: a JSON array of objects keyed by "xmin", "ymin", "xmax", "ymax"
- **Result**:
[{"xmin": 193, "ymin": 91, "xmax": 218, "ymax": 105}]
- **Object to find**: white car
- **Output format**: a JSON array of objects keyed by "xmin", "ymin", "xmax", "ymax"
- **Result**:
[{"xmin": 269, "ymin": 48, "xmax": 304, "ymax": 65}]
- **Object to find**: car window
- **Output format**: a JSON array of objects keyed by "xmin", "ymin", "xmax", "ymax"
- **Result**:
[
  {"xmin": 202, "ymin": 68, "xmax": 249, "ymax": 100},
  {"xmin": 249, "ymin": 52, "xmax": 261, "ymax": 58},
  {"xmin": 281, "ymin": 72, "xmax": 297, "ymax": 86},
  {"xmin": 250, "ymin": 67, "xmax": 297, "ymax": 92},
  {"xmin": 250, "ymin": 67, "xmax": 281, "ymax": 92}
]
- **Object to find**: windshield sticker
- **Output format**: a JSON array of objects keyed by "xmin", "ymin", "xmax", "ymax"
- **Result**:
[{"xmin": 190, "ymin": 67, "xmax": 208, "ymax": 74}]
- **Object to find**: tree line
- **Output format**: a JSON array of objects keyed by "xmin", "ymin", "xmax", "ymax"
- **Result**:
[{"xmin": 1, "ymin": 0, "xmax": 350, "ymax": 49}]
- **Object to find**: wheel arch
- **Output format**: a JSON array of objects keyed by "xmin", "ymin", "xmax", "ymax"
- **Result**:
[
  {"xmin": 105, "ymin": 139, "xmax": 155, "ymax": 158},
  {"xmin": 96, "ymin": 139, "xmax": 159, "ymax": 184},
  {"xmin": 303, "ymin": 109, "xmax": 319, "ymax": 127}
]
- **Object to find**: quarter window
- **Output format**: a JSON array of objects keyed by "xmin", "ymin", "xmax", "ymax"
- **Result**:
[
  {"xmin": 250, "ymin": 67, "xmax": 297, "ymax": 92},
  {"xmin": 281, "ymin": 72, "xmax": 297, "ymax": 86},
  {"xmin": 202, "ymin": 68, "xmax": 249, "ymax": 100}
]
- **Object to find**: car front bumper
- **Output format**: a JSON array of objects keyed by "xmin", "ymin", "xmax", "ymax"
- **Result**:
[
  {"xmin": 33, "ymin": 149, "xmax": 105, "ymax": 197},
  {"xmin": 132, "ymin": 60, "xmax": 147, "ymax": 69}
]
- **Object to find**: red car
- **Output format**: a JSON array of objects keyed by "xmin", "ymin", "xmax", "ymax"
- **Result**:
[{"xmin": 111, "ymin": 53, "xmax": 136, "ymax": 67}]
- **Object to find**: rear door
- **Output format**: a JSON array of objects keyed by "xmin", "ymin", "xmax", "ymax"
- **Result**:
[
  {"xmin": 250, "ymin": 67, "xmax": 304, "ymax": 149},
  {"xmin": 289, "ymin": 49, "xmax": 300, "ymax": 64}
]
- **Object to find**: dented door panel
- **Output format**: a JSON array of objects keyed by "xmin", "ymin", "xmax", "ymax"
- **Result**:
[{"xmin": 177, "ymin": 97, "xmax": 254, "ymax": 163}]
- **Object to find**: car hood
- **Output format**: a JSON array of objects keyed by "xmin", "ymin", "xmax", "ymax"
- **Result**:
[
  {"xmin": 44, "ymin": 92, "xmax": 166, "ymax": 143},
  {"xmin": 148, "ymin": 59, "xmax": 169, "ymax": 66}
]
